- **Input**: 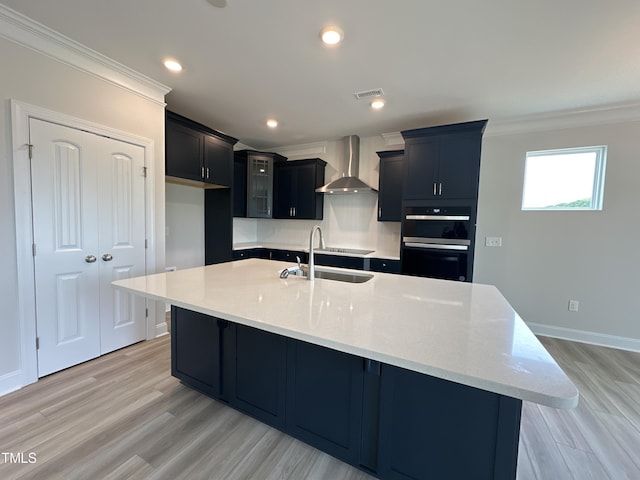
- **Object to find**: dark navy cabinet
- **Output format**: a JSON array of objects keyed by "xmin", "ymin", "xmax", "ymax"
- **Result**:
[
  {"xmin": 315, "ymin": 253, "xmax": 366, "ymax": 270},
  {"xmin": 369, "ymin": 258, "xmax": 401, "ymax": 274},
  {"xmin": 273, "ymin": 158, "xmax": 326, "ymax": 220},
  {"xmin": 172, "ymin": 306, "xmax": 522, "ymax": 480},
  {"xmin": 401, "ymin": 120, "xmax": 487, "ymax": 201},
  {"xmin": 231, "ymin": 324, "xmax": 287, "ymax": 429},
  {"xmin": 171, "ymin": 308, "xmax": 233, "ymax": 400},
  {"xmin": 234, "ymin": 150, "xmax": 286, "ymax": 218},
  {"xmin": 378, "ymin": 364, "xmax": 521, "ymax": 480},
  {"xmin": 166, "ymin": 111, "xmax": 237, "ymax": 188},
  {"xmin": 286, "ymin": 340, "xmax": 364, "ymax": 465},
  {"xmin": 377, "ymin": 150, "xmax": 404, "ymax": 222},
  {"xmin": 165, "ymin": 112, "xmax": 238, "ymax": 266}
]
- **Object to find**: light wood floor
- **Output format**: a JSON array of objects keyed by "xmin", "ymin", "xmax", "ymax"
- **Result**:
[{"xmin": 0, "ymin": 335, "xmax": 638, "ymax": 480}]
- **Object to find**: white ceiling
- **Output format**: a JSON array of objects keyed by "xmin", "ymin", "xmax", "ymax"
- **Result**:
[{"xmin": 3, "ymin": 0, "xmax": 640, "ymax": 148}]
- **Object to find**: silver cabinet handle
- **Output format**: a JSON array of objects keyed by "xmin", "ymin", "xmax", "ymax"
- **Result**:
[
  {"xmin": 293, "ymin": 207, "xmax": 296, "ymax": 217},
  {"xmin": 102, "ymin": 253, "xmax": 113, "ymax": 262},
  {"xmin": 201, "ymin": 166, "xmax": 205, "ymax": 179},
  {"xmin": 379, "ymin": 207, "xmax": 382, "ymax": 218},
  {"xmin": 439, "ymin": 182, "xmax": 442, "ymax": 195},
  {"xmin": 433, "ymin": 182, "xmax": 437, "ymax": 196},
  {"xmin": 85, "ymin": 255, "xmax": 97, "ymax": 263},
  {"xmin": 206, "ymin": 167, "xmax": 210, "ymax": 179}
]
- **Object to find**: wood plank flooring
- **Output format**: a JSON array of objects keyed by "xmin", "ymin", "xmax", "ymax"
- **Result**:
[{"xmin": 0, "ymin": 334, "xmax": 638, "ymax": 479}]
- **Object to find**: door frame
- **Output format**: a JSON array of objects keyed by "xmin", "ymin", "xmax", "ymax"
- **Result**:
[{"xmin": 10, "ymin": 99, "xmax": 158, "ymax": 388}]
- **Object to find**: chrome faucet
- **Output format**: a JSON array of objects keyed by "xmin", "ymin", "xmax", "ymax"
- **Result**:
[{"xmin": 308, "ymin": 224, "xmax": 325, "ymax": 281}]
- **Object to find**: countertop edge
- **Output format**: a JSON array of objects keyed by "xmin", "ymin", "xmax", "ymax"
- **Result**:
[{"xmin": 112, "ymin": 277, "xmax": 579, "ymax": 410}]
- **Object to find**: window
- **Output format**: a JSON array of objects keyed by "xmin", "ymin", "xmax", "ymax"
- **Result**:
[{"xmin": 522, "ymin": 146, "xmax": 606, "ymax": 210}]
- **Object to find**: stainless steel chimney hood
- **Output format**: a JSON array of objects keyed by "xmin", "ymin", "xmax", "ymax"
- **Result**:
[{"xmin": 315, "ymin": 135, "xmax": 378, "ymax": 194}]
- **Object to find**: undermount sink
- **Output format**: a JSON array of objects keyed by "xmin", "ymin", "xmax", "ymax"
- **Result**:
[
  {"xmin": 286, "ymin": 267, "xmax": 373, "ymax": 284},
  {"xmin": 313, "ymin": 269, "xmax": 373, "ymax": 283}
]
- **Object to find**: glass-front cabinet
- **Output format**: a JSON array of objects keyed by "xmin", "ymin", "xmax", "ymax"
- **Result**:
[
  {"xmin": 234, "ymin": 150, "xmax": 286, "ymax": 218},
  {"xmin": 248, "ymin": 154, "xmax": 273, "ymax": 217}
]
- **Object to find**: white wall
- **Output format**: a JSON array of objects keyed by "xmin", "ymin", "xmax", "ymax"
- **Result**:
[
  {"xmin": 0, "ymin": 36, "xmax": 166, "ymax": 394},
  {"xmin": 475, "ymin": 120, "xmax": 640, "ymax": 349},
  {"xmin": 165, "ymin": 183, "xmax": 204, "ymax": 269}
]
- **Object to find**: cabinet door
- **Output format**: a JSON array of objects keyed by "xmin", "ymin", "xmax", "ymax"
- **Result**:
[
  {"xmin": 233, "ymin": 158, "xmax": 247, "ymax": 217},
  {"xmin": 369, "ymin": 258, "xmax": 401, "ymax": 274},
  {"xmin": 247, "ymin": 155, "xmax": 274, "ymax": 218},
  {"xmin": 166, "ymin": 120, "xmax": 203, "ymax": 182},
  {"xmin": 378, "ymin": 155, "xmax": 403, "ymax": 221},
  {"xmin": 231, "ymin": 324, "xmax": 287, "ymax": 429},
  {"xmin": 204, "ymin": 188, "xmax": 232, "ymax": 265},
  {"xmin": 437, "ymin": 134, "xmax": 482, "ymax": 199},
  {"xmin": 315, "ymin": 254, "xmax": 365, "ymax": 270},
  {"xmin": 294, "ymin": 162, "xmax": 323, "ymax": 219},
  {"xmin": 378, "ymin": 364, "xmax": 521, "ymax": 480},
  {"xmin": 403, "ymin": 139, "xmax": 439, "ymax": 200},
  {"xmin": 171, "ymin": 307, "xmax": 222, "ymax": 398},
  {"xmin": 273, "ymin": 163, "xmax": 295, "ymax": 218},
  {"xmin": 204, "ymin": 134, "xmax": 232, "ymax": 186},
  {"xmin": 286, "ymin": 339, "xmax": 364, "ymax": 465}
]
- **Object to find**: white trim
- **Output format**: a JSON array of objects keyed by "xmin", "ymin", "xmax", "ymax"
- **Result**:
[
  {"xmin": 9, "ymin": 99, "xmax": 159, "ymax": 394},
  {"xmin": 0, "ymin": 4, "xmax": 170, "ymax": 106},
  {"xmin": 156, "ymin": 322, "xmax": 169, "ymax": 338},
  {"xmin": 0, "ymin": 370, "xmax": 23, "ymax": 397},
  {"xmin": 528, "ymin": 322, "xmax": 640, "ymax": 353},
  {"xmin": 485, "ymin": 103, "xmax": 640, "ymax": 137},
  {"xmin": 381, "ymin": 132, "xmax": 404, "ymax": 146},
  {"xmin": 379, "ymin": 103, "xmax": 640, "ymax": 144},
  {"xmin": 271, "ymin": 141, "xmax": 327, "ymax": 157}
]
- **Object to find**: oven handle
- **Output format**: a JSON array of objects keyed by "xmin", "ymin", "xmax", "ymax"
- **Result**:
[
  {"xmin": 404, "ymin": 242, "xmax": 469, "ymax": 251},
  {"xmin": 405, "ymin": 214, "xmax": 470, "ymax": 221},
  {"xmin": 403, "ymin": 236, "xmax": 470, "ymax": 246}
]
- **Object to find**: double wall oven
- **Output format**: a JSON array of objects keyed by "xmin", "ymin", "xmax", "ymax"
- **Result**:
[{"xmin": 401, "ymin": 206, "xmax": 473, "ymax": 281}]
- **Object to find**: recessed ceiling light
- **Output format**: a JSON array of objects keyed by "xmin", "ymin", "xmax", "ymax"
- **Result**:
[
  {"xmin": 266, "ymin": 119, "xmax": 278, "ymax": 128},
  {"xmin": 371, "ymin": 99, "xmax": 385, "ymax": 110},
  {"xmin": 320, "ymin": 26, "xmax": 344, "ymax": 45},
  {"xmin": 164, "ymin": 59, "xmax": 182, "ymax": 72}
]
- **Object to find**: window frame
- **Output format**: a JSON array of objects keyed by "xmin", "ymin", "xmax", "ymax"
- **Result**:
[{"xmin": 521, "ymin": 145, "xmax": 607, "ymax": 211}]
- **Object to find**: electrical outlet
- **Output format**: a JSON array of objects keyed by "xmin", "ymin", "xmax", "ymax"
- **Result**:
[
  {"xmin": 568, "ymin": 300, "xmax": 579, "ymax": 312},
  {"xmin": 485, "ymin": 236, "xmax": 502, "ymax": 247}
]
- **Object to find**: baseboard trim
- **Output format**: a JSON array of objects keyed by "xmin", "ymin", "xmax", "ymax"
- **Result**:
[
  {"xmin": 0, "ymin": 369, "xmax": 24, "ymax": 398},
  {"xmin": 528, "ymin": 322, "xmax": 640, "ymax": 353},
  {"xmin": 155, "ymin": 322, "xmax": 169, "ymax": 338}
]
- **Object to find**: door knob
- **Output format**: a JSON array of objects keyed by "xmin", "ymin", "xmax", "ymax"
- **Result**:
[
  {"xmin": 102, "ymin": 253, "xmax": 113, "ymax": 261},
  {"xmin": 85, "ymin": 255, "xmax": 97, "ymax": 263}
]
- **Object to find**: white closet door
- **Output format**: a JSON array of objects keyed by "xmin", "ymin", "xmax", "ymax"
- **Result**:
[
  {"xmin": 30, "ymin": 118, "xmax": 101, "ymax": 376},
  {"xmin": 97, "ymin": 137, "xmax": 146, "ymax": 354},
  {"xmin": 30, "ymin": 118, "xmax": 147, "ymax": 376}
]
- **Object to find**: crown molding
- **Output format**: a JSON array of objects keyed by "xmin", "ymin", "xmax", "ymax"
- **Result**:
[
  {"xmin": 271, "ymin": 141, "xmax": 327, "ymax": 157},
  {"xmin": 0, "ymin": 4, "xmax": 170, "ymax": 105},
  {"xmin": 484, "ymin": 103, "xmax": 640, "ymax": 137},
  {"xmin": 381, "ymin": 132, "xmax": 404, "ymax": 146}
]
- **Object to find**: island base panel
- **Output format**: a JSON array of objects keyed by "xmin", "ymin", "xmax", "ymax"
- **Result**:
[
  {"xmin": 171, "ymin": 306, "xmax": 521, "ymax": 479},
  {"xmin": 378, "ymin": 364, "xmax": 522, "ymax": 480}
]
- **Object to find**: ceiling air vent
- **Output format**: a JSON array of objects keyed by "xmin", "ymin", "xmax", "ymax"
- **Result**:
[{"xmin": 353, "ymin": 88, "xmax": 384, "ymax": 100}]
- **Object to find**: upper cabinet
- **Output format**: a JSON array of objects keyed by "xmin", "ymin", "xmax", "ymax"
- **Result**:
[
  {"xmin": 273, "ymin": 158, "xmax": 327, "ymax": 220},
  {"xmin": 165, "ymin": 111, "xmax": 238, "ymax": 188},
  {"xmin": 401, "ymin": 120, "xmax": 487, "ymax": 201},
  {"xmin": 376, "ymin": 150, "xmax": 404, "ymax": 222},
  {"xmin": 234, "ymin": 150, "xmax": 286, "ymax": 218}
]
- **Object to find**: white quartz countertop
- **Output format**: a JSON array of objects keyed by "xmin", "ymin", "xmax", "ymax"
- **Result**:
[{"xmin": 113, "ymin": 259, "xmax": 578, "ymax": 409}]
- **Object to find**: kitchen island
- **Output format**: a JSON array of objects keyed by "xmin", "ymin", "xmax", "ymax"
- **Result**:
[{"xmin": 113, "ymin": 258, "xmax": 578, "ymax": 480}]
